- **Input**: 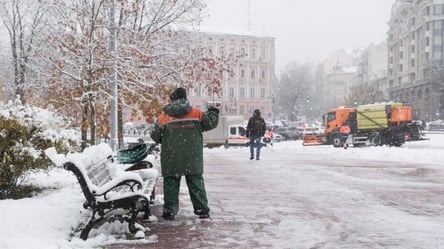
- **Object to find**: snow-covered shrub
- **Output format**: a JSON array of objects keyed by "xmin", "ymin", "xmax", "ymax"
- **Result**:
[{"xmin": 0, "ymin": 99, "xmax": 80, "ymax": 199}]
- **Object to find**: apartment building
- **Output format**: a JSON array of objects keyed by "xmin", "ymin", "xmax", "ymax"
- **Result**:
[
  {"xmin": 388, "ymin": 0, "xmax": 444, "ymax": 120},
  {"xmin": 315, "ymin": 45, "xmax": 387, "ymax": 111},
  {"xmin": 186, "ymin": 31, "xmax": 276, "ymax": 120}
]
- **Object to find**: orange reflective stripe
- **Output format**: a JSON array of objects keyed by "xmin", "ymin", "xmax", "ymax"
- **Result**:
[{"xmin": 157, "ymin": 107, "xmax": 203, "ymax": 125}]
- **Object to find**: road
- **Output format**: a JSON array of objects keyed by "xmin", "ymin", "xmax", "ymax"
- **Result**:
[{"xmin": 108, "ymin": 134, "xmax": 444, "ymax": 249}]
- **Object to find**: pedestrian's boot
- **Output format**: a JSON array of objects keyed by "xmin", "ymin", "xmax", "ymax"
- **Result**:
[
  {"xmin": 162, "ymin": 209, "xmax": 176, "ymax": 220},
  {"xmin": 194, "ymin": 208, "xmax": 210, "ymax": 219}
]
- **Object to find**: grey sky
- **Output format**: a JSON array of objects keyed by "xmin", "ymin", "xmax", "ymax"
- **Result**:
[{"xmin": 201, "ymin": 0, "xmax": 394, "ymax": 73}]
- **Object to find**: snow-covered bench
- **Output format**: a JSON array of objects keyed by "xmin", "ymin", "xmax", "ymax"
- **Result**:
[{"xmin": 45, "ymin": 143, "xmax": 159, "ymax": 240}]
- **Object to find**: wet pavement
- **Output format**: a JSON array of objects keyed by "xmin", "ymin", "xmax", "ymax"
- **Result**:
[
  {"xmin": 107, "ymin": 149, "xmax": 281, "ymax": 249},
  {"xmin": 106, "ymin": 143, "xmax": 444, "ymax": 249}
]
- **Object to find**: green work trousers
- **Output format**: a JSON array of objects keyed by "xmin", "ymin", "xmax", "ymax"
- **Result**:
[{"xmin": 163, "ymin": 174, "xmax": 208, "ymax": 214}]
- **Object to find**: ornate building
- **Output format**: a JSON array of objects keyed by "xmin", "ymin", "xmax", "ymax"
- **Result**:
[
  {"xmin": 186, "ymin": 31, "xmax": 276, "ymax": 120},
  {"xmin": 388, "ymin": 0, "xmax": 444, "ymax": 120}
]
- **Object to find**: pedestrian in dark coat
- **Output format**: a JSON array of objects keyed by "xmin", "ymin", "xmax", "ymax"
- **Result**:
[
  {"xmin": 246, "ymin": 109, "xmax": 266, "ymax": 160},
  {"xmin": 150, "ymin": 87, "xmax": 219, "ymax": 219}
]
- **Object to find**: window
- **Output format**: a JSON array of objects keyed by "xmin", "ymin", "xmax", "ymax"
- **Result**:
[
  {"xmin": 411, "ymin": 59, "xmax": 415, "ymax": 67},
  {"xmin": 261, "ymin": 70, "xmax": 266, "ymax": 80},
  {"xmin": 411, "ymin": 45, "xmax": 415, "ymax": 53},
  {"xmin": 251, "ymin": 70, "xmax": 256, "ymax": 79},
  {"xmin": 434, "ymin": 4, "xmax": 444, "ymax": 15},
  {"xmin": 400, "ymin": 64, "xmax": 403, "ymax": 72},
  {"xmin": 240, "ymin": 87, "xmax": 245, "ymax": 97},
  {"xmin": 434, "ymin": 34, "xmax": 442, "ymax": 46},
  {"xmin": 229, "ymin": 87, "xmax": 235, "ymax": 98},
  {"xmin": 260, "ymin": 88, "xmax": 265, "ymax": 98},
  {"xmin": 219, "ymin": 46, "xmax": 225, "ymax": 56},
  {"xmin": 250, "ymin": 88, "xmax": 255, "ymax": 98},
  {"xmin": 424, "ymin": 6, "xmax": 431, "ymax": 16},
  {"xmin": 260, "ymin": 48, "xmax": 266, "ymax": 60},
  {"xmin": 238, "ymin": 127, "xmax": 246, "ymax": 136},
  {"xmin": 195, "ymin": 85, "xmax": 202, "ymax": 97},
  {"xmin": 229, "ymin": 126, "xmax": 236, "ymax": 135},
  {"xmin": 240, "ymin": 47, "xmax": 246, "ymax": 56},
  {"xmin": 433, "ymin": 50, "xmax": 442, "ymax": 62},
  {"xmin": 241, "ymin": 69, "xmax": 245, "ymax": 78},
  {"xmin": 251, "ymin": 48, "xmax": 256, "ymax": 59}
]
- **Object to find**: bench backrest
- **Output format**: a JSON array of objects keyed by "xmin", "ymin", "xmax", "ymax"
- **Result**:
[
  {"xmin": 85, "ymin": 158, "xmax": 113, "ymax": 187},
  {"xmin": 63, "ymin": 161, "xmax": 97, "ymax": 204}
]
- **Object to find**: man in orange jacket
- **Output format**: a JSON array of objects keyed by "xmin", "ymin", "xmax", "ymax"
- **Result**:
[
  {"xmin": 339, "ymin": 124, "xmax": 351, "ymax": 149},
  {"xmin": 150, "ymin": 87, "xmax": 219, "ymax": 220}
]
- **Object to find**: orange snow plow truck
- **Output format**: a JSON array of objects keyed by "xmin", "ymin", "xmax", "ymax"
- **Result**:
[{"xmin": 305, "ymin": 102, "xmax": 417, "ymax": 147}]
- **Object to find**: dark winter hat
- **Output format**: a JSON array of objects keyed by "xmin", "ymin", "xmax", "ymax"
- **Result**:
[
  {"xmin": 253, "ymin": 109, "xmax": 261, "ymax": 117},
  {"xmin": 170, "ymin": 87, "xmax": 187, "ymax": 101}
]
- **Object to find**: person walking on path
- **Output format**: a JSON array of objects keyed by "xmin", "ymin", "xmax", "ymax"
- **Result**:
[
  {"xmin": 263, "ymin": 127, "xmax": 274, "ymax": 146},
  {"xmin": 246, "ymin": 109, "xmax": 266, "ymax": 160},
  {"xmin": 339, "ymin": 123, "xmax": 351, "ymax": 149},
  {"xmin": 150, "ymin": 87, "xmax": 219, "ymax": 220}
]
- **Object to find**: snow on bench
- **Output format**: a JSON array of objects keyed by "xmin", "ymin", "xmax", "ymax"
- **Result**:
[{"xmin": 45, "ymin": 143, "xmax": 159, "ymax": 240}]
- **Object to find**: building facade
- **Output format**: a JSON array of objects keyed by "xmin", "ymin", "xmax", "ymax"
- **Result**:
[
  {"xmin": 388, "ymin": 0, "xmax": 444, "ymax": 120},
  {"xmin": 186, "ymin": 31, "xmax": 276, "ymax": 120},
  {"xmin": 315, "ymin": 45, "xmax": 388, "ymax": 112}
]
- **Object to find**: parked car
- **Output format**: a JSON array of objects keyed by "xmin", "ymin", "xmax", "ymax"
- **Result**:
[
  {"xmin": 427, "ymin": 120, "xmax": 444, "ymax": 131},
  {"xmin": 272, "ymin": 133, "xmax": 283, "ymax": 142},
  {"xmin": 274, "ymin": 126, "xmax": 301, "ymax": 140}
]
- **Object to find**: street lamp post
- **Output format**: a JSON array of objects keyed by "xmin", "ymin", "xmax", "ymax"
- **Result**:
[{"xmin": 109, "ymin": 0, "xmax": 118, "ymax": 151}]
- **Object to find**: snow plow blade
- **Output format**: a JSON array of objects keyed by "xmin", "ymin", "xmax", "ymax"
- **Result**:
[{"xmin": 302, "ymin": 134, "xmax": 326, "ymax": 146}]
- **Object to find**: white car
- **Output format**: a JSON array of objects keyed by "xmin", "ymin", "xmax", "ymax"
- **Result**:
[{"xmin": 273, "ymin": 133, "xmax": 283, "ymax": 142}]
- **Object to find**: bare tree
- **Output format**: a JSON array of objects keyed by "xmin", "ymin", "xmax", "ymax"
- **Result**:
[
  {"xmin": 276, "ymin": 62, "xmax": 313, "ymax": 121},
  {"xmin": 0, "ymin": 0, "xmax": 45, "ymax": 103},
  {"xmin": 345, "ymin": 83, "xmax": 381, "ymax": 106},
  {"xmin": 24, "ymin": 0, "xmax": 235, "ymax": 148}
]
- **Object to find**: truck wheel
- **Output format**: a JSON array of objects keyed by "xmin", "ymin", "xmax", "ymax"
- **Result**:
[
  {"xmin": 224, "ymin": 141, "xmax": 229, "ymax": 149},
  {"xmin": 392, "ymin": 134, "xmax": 405, "ymax": 147},
  {"xmin": 332, "ymin": 135, "xmax": 343, "ymax": 147},
  {"xmin": 370, "ymin": 135, "xmax": 381, "ymax": 146}
]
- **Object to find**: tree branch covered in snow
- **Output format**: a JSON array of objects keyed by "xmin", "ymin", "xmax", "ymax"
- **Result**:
[{"xmin": 8, "ymin": 0, "xmax": 236, "ymax": 147}]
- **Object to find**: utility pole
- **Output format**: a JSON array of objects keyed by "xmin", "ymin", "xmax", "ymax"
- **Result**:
[{"xmin": 109, "ymin": 0, "xmax": 118, "ymax": 151}]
